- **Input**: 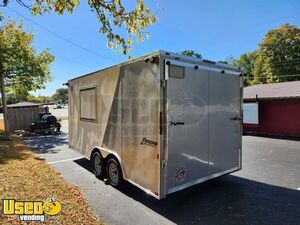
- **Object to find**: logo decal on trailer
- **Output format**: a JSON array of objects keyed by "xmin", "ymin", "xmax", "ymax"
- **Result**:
[
  {"xmin": 175, "ymin": 167, "xmax": 187, "ymax": 182},
  {"xmin": 140, "ymin": 137, "xmax": 158, "ymax": 148}
]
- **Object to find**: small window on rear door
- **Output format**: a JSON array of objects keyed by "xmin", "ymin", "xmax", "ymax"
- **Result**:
[{"xmin": 169, "ymin": 65, "xmax": 185, "ymax": 79}]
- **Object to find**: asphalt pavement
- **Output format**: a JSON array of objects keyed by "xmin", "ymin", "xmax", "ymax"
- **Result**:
[
  {"xmin": 21, "ymin": 122, "xmax": 300, "ymax": 225},
  {"xmin": 49, "ymin": 106, "xmax": 68, "ymax": 118}
]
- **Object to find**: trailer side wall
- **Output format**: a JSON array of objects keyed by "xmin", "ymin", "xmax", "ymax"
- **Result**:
[
  {"xmin": 69, "ymin": 67, "xmax": 121, "ymax": 157},
  {"xmin": 69, "ymin": 60, "xmax": 161, "ymax": 196}
]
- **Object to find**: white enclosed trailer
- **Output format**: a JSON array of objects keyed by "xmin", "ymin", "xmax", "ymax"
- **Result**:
[{"xmin": 68, "ymin": 50, "xmax": 243, "ymax": 199}]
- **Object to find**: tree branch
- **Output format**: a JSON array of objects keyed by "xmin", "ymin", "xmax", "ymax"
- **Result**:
[{"xmin": 15, "ymin": 0, "xmax": 32, "ymax": 10}]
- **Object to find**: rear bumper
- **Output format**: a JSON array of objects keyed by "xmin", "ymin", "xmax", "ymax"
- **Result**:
[{"xmin": 167, "ymin": 167, "xmax": 240, "ymax": 195}]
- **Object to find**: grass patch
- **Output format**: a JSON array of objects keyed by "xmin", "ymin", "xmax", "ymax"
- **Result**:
[
  {"xmin": 0, "ymin": 119, "xmax": 4, "ymax": 130},
  {"xmin": 0, "ymin": 136, "xmax": 103, "ymax": 225}
]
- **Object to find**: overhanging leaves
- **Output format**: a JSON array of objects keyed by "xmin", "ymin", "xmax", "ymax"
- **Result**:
[
  {"xmin": 7, "ymin": 0, "xmax": 158, "ymax": 54},
  {"xmin": 0, "ymin": 19, "xmax": 54, "ymax": 98}
]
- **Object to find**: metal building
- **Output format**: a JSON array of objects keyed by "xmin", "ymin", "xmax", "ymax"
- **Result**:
[{"xmin": 243, "ymin": 81, "xmax": 300, "ymax": 138}]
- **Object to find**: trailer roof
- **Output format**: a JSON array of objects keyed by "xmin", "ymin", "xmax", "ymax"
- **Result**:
[{"xmin": 68, "ymin": 50, "xmax": 242, "ymax": 82}]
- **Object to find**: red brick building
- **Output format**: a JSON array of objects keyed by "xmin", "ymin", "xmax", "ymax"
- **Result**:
[{"xmin": 243, "ymin": 81, "xmax": 300, "ymax": 138}]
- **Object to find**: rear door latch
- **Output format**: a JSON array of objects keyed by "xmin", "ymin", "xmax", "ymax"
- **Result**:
[
  {"xmin": 230, "ymin": 115, "xmax": 241, "ymax": 121},
  {"xmin": 170, "ymin": 120, "xmax": 185, "ymax": 126}
]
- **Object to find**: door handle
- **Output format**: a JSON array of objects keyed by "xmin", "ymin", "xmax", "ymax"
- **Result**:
[
  {"xmin": 230, "ymin": 115, "xmax": 241, "ymax": 121},
  {"xmin": 170, "ymin": 121, "xmax": 185, "ymax": 126}
]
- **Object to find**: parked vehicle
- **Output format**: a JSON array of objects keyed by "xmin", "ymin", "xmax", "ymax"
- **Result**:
[
  {"xmin": 30, "ymin": 112, "xmax": 61, "ymax": 134},
  {"xmin": 68, "ymin": 50, "xmax": 243, "ymax": 199},
  {"xmin": 56, "ymin": 100, "xmax": 64, "ymax": 109}
]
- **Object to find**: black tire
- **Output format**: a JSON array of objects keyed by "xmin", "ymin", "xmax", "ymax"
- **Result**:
[
  {"xmin": 91, "ymin": 151, "xmax": 106, "ymax": 179},
  {"xmin": 106, "ymin": 158, "xmax": 123, "ymax": 188},
  {"xmin": 30, "ymin": 125, "xmax": 35, "ymax": 132}
]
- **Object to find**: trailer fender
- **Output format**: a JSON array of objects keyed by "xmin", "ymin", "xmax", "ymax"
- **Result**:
[{"xmin": 92, "ymin": 147, "xmax": 124, "ymax": 173}]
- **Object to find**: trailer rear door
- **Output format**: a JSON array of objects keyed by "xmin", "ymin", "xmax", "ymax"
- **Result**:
[
  {"xmin": 165, "ymin": 60, "xmax": 241, "ymax": 194},
  {"xmin": 208, "ymin": 71, "xmax": 241, "ymax": 174},
  {"xmin": 166, "ymin": 61, "xmax": 210, "ymax": 193}
]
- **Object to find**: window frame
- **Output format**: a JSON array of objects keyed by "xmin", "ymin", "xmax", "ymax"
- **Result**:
[
  {"xmin": 243, "ymin": 102, "xmax": 259, "ymax": 124},
  {"xmin": 169, "ymin": 64, "xmax": 185, "ymax": 79},
  {"xmin": 79, "ymin": 86, "xmax": 97, "ymax": 122}
]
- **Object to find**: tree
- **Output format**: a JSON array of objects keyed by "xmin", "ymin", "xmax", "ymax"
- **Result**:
[
  {"xmin": 235, "ymin": 51, "xmax": 257, "ymax": 86},
  {"xmin": 253, "ymin": 24, "xmax": 300, "ymax": 84},
  {"xmin": 0, "ymin": 0, "xmax": 157, "ymax": 54},
  {"xmin": 28, "ymin": 94, "xmax": 52, "ymax": 103},
  {"xmin": 52, "ymin": 88, "xmax": 68, "ymax": 102},
  {"xmin": 181, "ymin": 50, "xmax": 202, "ymax": 58},
  {"xmin": 223, "ymin": 55, "xmax": 237, "ymax": 66},
  {"xmin": 4, "ymin": 93, "xmax": 51, "ymax": 104},
  {"xmin": 6, "ymin": 93, "xmax": 23, "ymax": 104},
  {"xmin": 0, "ymin": 18, "xmax": 54, "ymax": 132},
  {"xmin": 230, "ymin": 24, "xmax": 300, "ymax": 86}
]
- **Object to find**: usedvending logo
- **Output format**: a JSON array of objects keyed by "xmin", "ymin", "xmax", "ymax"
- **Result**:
[
  {"xmin": 2, "ymin": 197, "xmax": 62, "ymax": 222},
  {"xmin": 140, "ymin": 137, "xmax": 158, "ymax": 148},
  {"xmin": 175, "ymin": 167, "xmax": 187, "ymax": 182}
]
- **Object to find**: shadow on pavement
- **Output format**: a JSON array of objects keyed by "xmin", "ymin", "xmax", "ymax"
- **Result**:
[
  {"xmin": 21, "ymin": 132, "xmax": 68, "ymax": 154},
  {"xmin": 74, "ymin": 157, "xmax": 300, "ymax": 225},
  {"xmin": 74, "ymin": 157, "xmax": 92, "ymax": 171}
]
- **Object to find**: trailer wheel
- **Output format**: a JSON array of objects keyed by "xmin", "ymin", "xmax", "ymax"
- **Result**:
[
  {"xmin": 91, "ymin": 151, "xmax": 106, "ymax": 179},
  {"xmin": 106, "ymin": 158, "xmax": 123, "ymax": 188}
]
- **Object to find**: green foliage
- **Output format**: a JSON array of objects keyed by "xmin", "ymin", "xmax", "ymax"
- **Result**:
[
  {"xmin": 2, "ymin": 0, "xmax": 157, "ymax": 54},
  {"xmin": 235, "ymin": 51, "xmax": 257, "ymax": 86},
  {"xmin": 249, "ymin": 53, "xmax": 262, "ymax": 84},
  {"xmin": 6, "ymin": 93, "xmax": 51, "ymax": 104},
  {"xmin": 52, "ymin": 88, "xmax": 68, "ymax": 102},
  {"xmin": 181, "ymin": 50, "xmax": 202, "ymax": 58},
  {"xmin": 223, "ymin": 55, "xmax": 237, "ymax": 66},
  {"xmin": 229, "ymin": 24, "xmax": 300, "ymax": 86},
  {"xmin": 255, "ymin": 24, "xmax": 300, "ymax": 83},
  {"xmin": 6, "ymin": 93, "xmax": 22, "ymax": 105},
  {"xmin": 28, "ymin": 95, "xmax": 52, "ymax": 103},
  {"xmin": 0, "ymin": 18, "xmax": 54, "ymax": 98}
]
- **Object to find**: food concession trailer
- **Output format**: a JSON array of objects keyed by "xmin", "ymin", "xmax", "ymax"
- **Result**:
[{"xmin": 68, "ymin": 50, "xmax": 243, "ymax": 199}]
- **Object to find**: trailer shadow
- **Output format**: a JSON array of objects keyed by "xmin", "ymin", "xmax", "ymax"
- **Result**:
[
  {"xmin": 136, "ymin": 177, "xmax": 300, "ymax": 225},
  {"xmin": 74, "ymin": 157, "xmax": 92, "ymax": 171},
  {"xmin": 21, "ymin": 132, "xmax": 68, "ymax": 154},
  {"xmin": 74, "ymin": 158, "xmax": 300, "ymax": 225}
]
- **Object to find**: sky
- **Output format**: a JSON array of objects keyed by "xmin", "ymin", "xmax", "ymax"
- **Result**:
[{"xmin": 1, "ymin": 0, "xmax": 300, "ymax": 96}]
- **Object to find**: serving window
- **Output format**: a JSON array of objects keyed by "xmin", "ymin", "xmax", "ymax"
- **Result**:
[{"xmin": 80, "ymin": 87, "xmax": 97, "ymax": 121}]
